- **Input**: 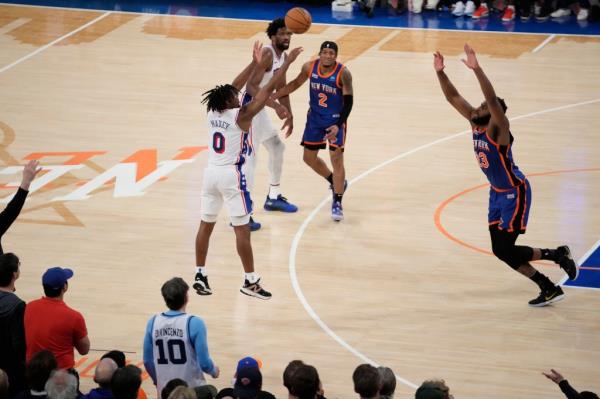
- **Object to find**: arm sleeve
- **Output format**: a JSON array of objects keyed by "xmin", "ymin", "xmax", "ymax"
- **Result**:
[
  {"xmin": 188, "ymin": 316, "xmax": 215, "ymax": 375},
  {"xmin": 0, "ymin": 187, "xmax": 29, "ymax": 245},
  {"xmin": 142, "ymin": 316, "xmax": 157, "ymax": 384},
  {"xmin": 559, "ymin": 380, "xmax": 581, "ymax": 399},
  {"xmin": 337, "ymin": 95, "xmax": 353, "ymax": 128}
]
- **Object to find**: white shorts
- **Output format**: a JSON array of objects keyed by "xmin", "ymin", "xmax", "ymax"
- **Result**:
[
  {"xmin": 200, "ymin": 166, "xmax": 252, "ymax": 220},
  {"xmin": 251, "ymin": 108, "xmax": 278, "ymax": 144}
]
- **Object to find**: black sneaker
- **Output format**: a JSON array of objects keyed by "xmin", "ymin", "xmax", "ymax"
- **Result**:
[
  {"xmin": 193, "ymin": 273, "xmax": 212, "ymax": 295},
  {"xmin": 240, "ymin": 278, "xmax": 272, "ymax": 300},
  {"xmin": 556, "ymin": 245, "xmax": 579, "ymax": 280},
  {"xmin": 528, "ymin": 285, "xmax": 564, "ymax": 307},
  {"xmin": 536, "ymin": 7, "xmax": 551, "ymax": 20}
]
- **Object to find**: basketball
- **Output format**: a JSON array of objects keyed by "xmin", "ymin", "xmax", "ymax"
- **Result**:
[{"xmin": 285, "ymin": 7, "xmax": 312, "ymax": 34}]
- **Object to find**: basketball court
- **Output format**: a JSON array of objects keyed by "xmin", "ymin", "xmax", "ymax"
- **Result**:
[{"xmin": 1, "ymin": 2, "xmax": 599, "ymax": 398}]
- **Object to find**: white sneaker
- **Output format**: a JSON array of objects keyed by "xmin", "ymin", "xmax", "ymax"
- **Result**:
[
  {"xmin": 452, "ymin": 1, "xmax": 465, "ymax": 16},
  {"xmin": 425, "ymin": 0, "xmax": 440, "ymax": 10},
  {"xmin": 534, "ymin": 3, "xmax": 541, "ymax": 15},
  {"xmin": 551, "ymin": 8, "xmax": 571, "ymax": 17},
  {"xmin": 412, "ymin": 0, "xmax": 424, "ymax": 13},
  {"xmin": 465, "ymin": 0, "xmax": 476, "ymax": 15},
  {"xmin": 577, "ymin": 8, "xmax": 589, "ymax": 20}
]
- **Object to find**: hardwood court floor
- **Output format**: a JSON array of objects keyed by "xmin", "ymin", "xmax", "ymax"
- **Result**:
[{"xmin": 1, "ymin": 4, "xmax": 599, "ymax": 398}]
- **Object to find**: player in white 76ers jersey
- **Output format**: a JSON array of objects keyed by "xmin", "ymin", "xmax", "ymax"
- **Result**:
[{"xmin": 193, "ymin": 42, "xmax": 303, "ymax": 300}]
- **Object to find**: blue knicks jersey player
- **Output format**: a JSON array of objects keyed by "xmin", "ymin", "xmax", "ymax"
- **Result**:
[
  {"xmin": 434, "ymin": 44, "xmax": 579, "ymax": 307},
  {"xmin": 274, "ymin": 41, "xmax": 354, "ymax": 221}
]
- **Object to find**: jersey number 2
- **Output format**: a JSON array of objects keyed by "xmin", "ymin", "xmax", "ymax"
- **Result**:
[
  {"xmin": 318, "ymin": 93, "xmax": 328, "ymax": 108},
  {"xmin": 212, "ymin": 132, "xmax": 225, "ymax": 153},
  {"xmin": 155, "ymin": 338, "xmax": 187, "ymax": 365}
]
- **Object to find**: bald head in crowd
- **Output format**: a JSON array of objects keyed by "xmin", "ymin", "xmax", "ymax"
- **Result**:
[{"xmin": 94, "ymin": 358, "xmax": 118, "ymax": 388}]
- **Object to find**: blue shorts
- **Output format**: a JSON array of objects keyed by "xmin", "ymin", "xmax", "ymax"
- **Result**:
[
  {"xmin": 301, "ymin": 113, "xmax": 346, "ymax": 151},
  {"xmin": 488, "ymin": 179, "xmax": 531, "ymax": 234}
]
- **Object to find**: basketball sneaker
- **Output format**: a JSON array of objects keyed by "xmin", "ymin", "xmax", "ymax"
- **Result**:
[
  {"xmin": 331, "ymin": 201, "xmax": 344, "ymax": 222},
  {"xmin": 452, "ymin": 1, "xmax": 466, "ymax": 16},
  {"xmin": 240, "ymin": 278, "xmax": 272, "ymax": 300},
  {"xmin": 263, "ymin": 195, "xmax": 298, "ymax": 213},
  {"xmin": 502, "ymin": 5, "xmax": 515, "ymax": 20},
  {"xmin": 556, "ymin": 245, "xmax": 579, "ymax": 280},
  {"xmin": 528, "ymin": 285, "xmax": 564, "ymax": 307},
  {"xmin": 472, "ymin": 3, "xmax": 489, "ymax": 18},
  {"xmin": 193, "ymin": 273, "xmax": 212, "ymax": 296},
  {"xmin": 465, "ymin": 0, "xmax": 476, "ymax": 15}
]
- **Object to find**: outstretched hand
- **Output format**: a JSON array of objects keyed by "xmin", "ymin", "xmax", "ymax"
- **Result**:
[
  {"xmin": 21, "ymin": 160, "xmax": 42, "ymax": 190},
  {"xmin": 285, "ymin": 47, "xmax": 304, "ymax": 64},
  {"xmin": 252, "ymin": 41, "xmax": 263, "ymax": 64},
  {"xmin": 433, "ymin": 51, "xmax": 445, "ymax": 72},
  {"xmin": 542, "ymin": 369, "xmax": 565, "ymax": 384},
  {"xmin": 461, "ymin": 43, "xmax": 480, "ymax": 70},
  {"xmin": 281, "ymin": 117, "xmax": 294, "ymax": 138}
]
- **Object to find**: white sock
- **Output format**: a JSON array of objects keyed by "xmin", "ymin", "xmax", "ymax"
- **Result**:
[
  {"xmin": 245, "ymin": 272, "xmax": 259, "ymax": 284},
  {"xmin": 268, "ymin": 184, "xmax": 281, "ymax": 200},
  {"xmin": 196, "ymin": 266, "xmax": 207, "ymax": 276}
]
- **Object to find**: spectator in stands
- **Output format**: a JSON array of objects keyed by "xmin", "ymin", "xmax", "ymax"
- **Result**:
[
  {"xmin": 415, "ymin": 380, "xmax": 454, "ymax": 399},
  {"xmin": 161, "ymin": 379, "xmax": 188, "ymax": 399},
  {"xmin": 143, "ymin": 278, "xmax": 219, "ymax": 395},
  {"xmin": 0, "ymin": 160, "xmax": 41, "ymax": 255},
  {"xmin": 543, "ymin": 369, "xmax": 599, "ymax": 399},
  {"xmin": 283, "ymin": 361, "xmax": 305, "ymax": 395},
  {"xmin": 193, "ymin": 385, "xmax": 217, "ymax": 399},
  {"xmin": 289, "ymin": 364, "xmax": 321, "ymax": 399},
  {"xmin": 215, "ymin": 358, "xmax": 273, "ymax": 399},
  {"xmin": 0, "ymin": 369, "xmax": 9, "ymax": 399},
  {"xmin": 0, "ymin": 253, "xmax": 26, "ymax": 395},
  {"xmin": 550, "ymin": 0, "xmax": 590, "ymax": 20},
  {"xmin": 24, "ymin": 267, "xmax": 90, "ymax": 370},
  {"xmin": 111, "ymin": 365, "xmax": 142, "ymax": 399},
  {"xmin": 45, "ymin": 370, "xmax": 78, "ymax": 399},
  {"xmin": 352, "ymin": 365, "xmax": 380, "ymax": 399},
  {"xmin": 14, "ymin": 350, "xmax": 58, "ymax": 399},
  {"xmin": 101, "ymin": 351, "xmax": 126, "ymax": 369},
  {"xmin": 81, "ymin": 358, "xmax": 118, "ymax": 399},
  {"xmin": 377, "ymin": 367, "xmax": 396, "ymax": 399},
  {"xmin": 167, "ymin": 387, "xmax": 196, "ymax": 399}
]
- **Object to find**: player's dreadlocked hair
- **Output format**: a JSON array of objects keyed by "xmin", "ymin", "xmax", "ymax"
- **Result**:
[
  {"xmin": 201, "ymin": 84, "xmax": 239, "ymax": 113},
  {"xmin": 266, "ymin": 18, "xmax": 286, "ymax": 38}
]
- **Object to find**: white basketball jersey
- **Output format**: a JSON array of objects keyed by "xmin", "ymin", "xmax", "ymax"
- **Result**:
[
  {"xmin": 258, "ymin": 45, "xmax": 286, "ymax": 88},
  {"xmin": 151, "ymin": 313, "xmax": 205, "ymax": 394},
  {"xmin": 207, "ymin": 108, "xmax": 250, "ymax": 167}
]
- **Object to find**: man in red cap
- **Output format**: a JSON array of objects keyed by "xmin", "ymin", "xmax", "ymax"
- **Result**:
[{"xmin": 24, "ymin": 267, "xmax": 90, "ymax": 369}]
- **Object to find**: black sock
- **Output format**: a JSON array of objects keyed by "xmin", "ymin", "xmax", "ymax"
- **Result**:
[
  {"xmin": 540, "ymin": 248, "xmax": 558, "ymax": 262},
  {"xmin": 530, "ymin": 271, "xmax": 555, "ymax": 291},
  {"xmin": 334, "ymin": 193, "xmax": 343, "ymax": 203},
  {"xmin": 326, "ymin": 173, "xmax": 333, "ymax": 185}
]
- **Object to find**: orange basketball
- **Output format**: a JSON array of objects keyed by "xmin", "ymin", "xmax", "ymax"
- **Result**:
[{"xmin": 285, "ymin": 7, "xmax": 312, "ymax": 34}]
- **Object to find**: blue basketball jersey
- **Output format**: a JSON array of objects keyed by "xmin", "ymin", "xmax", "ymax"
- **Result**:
[
  {"xmin": 308, "ymin": 60, "xmax": 345, "ymax": 125},
  {"xmin": 473, "ymin": 127, "xmax": 525, "ymax": 190}
]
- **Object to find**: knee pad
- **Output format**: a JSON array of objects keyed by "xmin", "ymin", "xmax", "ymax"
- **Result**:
[
  {"xmin": 230, "ymin": 214, "xmax": 250, "ymax": 227},
  {"xmin": 201, "ymin": 214, "xmax": 218, "ymax": 223}
]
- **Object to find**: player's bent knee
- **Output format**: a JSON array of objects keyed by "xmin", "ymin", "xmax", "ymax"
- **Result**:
[
  {"xmin": 492, "ymin": 246, "xmax": 521, "ymax": 270},
  {"xmin": 201, "ymin": 214, "xmax": 218, "ymax": 223},
  {"xmin": 230, "ymin": 214, "xmax": 250, "ymax": 227}
]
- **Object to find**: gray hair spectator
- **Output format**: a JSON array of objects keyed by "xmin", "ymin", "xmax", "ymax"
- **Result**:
[
  {"xmin": 415, "ymin": 380, "xmax": 454, "ymax": 399},
  {"xmin": 377, "ymin": 367, "xmax": 396, "ymax": 399},
  {"xmin": 45, "ymin": 370, "xmax": 78, "ymax": 399},
  {"xmin": 353, "ymin": 364, "xmax": 380, "ymax": 399},
  {"xmin": 111, "ymin": 365, "xmax": 142, "ymax": 399},
  {"xmin": 543, "ymin": 369, "xmax": 599, "ymax": 399},
  {"xmin": 0, "ymin": 253, "xmax": 26, "ymax": 396}
]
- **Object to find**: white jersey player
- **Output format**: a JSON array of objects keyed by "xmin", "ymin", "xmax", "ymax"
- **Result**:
[{"xmin": 193, "ymin": 42, "xmax": 303, "ymax": 300}]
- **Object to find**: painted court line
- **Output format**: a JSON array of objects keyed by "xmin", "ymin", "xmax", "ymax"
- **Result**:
[
  {"xmin": 532, "ymin": 34, "xmax": 556, "ymax": 53},
  {"xmin": 289, "ymin": 97, "xmax": 600, "ymax": 390},
  {"xmin": 559, "ymin": 238, "xmax": 600, "ymax": 288},
  {"xmin": 0, "ymin": 11, "xmax": 112, "ymax": 75}
]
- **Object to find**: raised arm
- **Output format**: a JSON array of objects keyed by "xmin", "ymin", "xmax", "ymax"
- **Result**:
[
  {"xmin": 434, "ymin": 51, "xmax": 474, "ymax": 120},
  {"xmin": 462, "ymin": 44, "xmax": 509, "ymax": 131},
  {"xmin": 237, "ymin": 47, "xmax": 303, "ymax": 132},
  {"xmin": 246, "ymin": 48, "xmax": 288, "ymax": 118},
  {"xmin": 273, "ymin": 61, "xmax": 311, "ymax": 100}
]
